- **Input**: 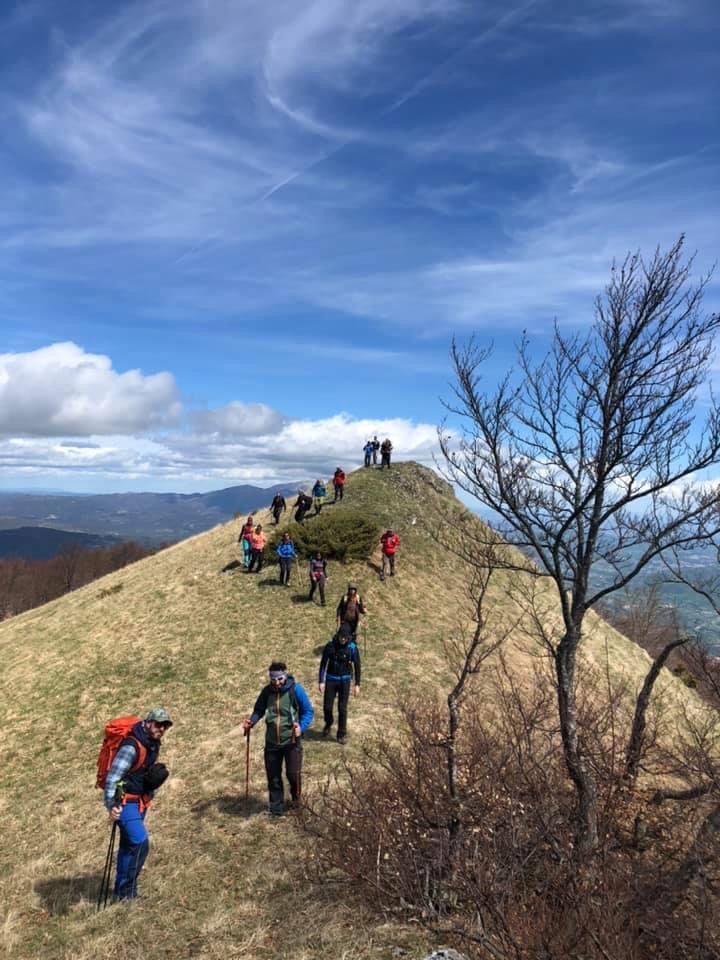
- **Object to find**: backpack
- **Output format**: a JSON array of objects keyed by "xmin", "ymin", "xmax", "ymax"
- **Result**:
[{"xmin": 96, "ymin": 716, "xmax": 147, "ymax": 790}]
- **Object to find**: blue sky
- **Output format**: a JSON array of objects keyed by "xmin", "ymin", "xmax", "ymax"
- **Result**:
[{"xmin": 0, "ymin": 0, "xmax": 717, "ymax": 492}]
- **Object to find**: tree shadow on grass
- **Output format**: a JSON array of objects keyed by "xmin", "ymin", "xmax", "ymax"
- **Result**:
[
  {"xmin": 191, "ymin": 794, "xmax": 267, "ymax": 818},
  {"xmin": 34, "ymin": 874, "xmax": 103, "ymax": 915}
]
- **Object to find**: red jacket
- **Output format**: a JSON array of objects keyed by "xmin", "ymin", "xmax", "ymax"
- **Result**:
[
  {"xmin": 333, "ymin": 470, "xmax": 346, "ymax": 486},
  {"xmin": 381, "ymin": 532, "xmax": 400, "ymax": 555}
]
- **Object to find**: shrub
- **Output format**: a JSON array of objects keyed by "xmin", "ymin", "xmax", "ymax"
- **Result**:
[{"xmin": 267, "ymin": 508, "xmax": 379, "ymax": 562}]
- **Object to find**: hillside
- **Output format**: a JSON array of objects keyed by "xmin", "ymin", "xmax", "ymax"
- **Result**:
[{"xmin": 0, "ymin": 462, "xmax": 706, "ymax": 960}]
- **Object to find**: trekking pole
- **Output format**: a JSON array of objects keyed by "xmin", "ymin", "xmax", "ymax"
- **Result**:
[
  {"xmin": 244, "ymin": 726, "xmax": 251, "ymax": 799},
  {"xmin": 97, "ymin": 820, "xmax": 117, "ymax": 911},
  {"xmin": 290, "ymin": 704, "xmax": 302, "ymax": 803}
]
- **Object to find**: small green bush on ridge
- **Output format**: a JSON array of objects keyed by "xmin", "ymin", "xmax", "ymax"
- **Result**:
[{"xmin": 267, "ymin": 508, "xmax": 379, "ymax": 562}]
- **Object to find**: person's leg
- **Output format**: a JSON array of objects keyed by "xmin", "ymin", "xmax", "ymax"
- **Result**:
[
  {"xmin": 337, "ymin": 680, "xmax": 350, "ymax": 741},
  {"xmin": 264, "ymin": 747, "xmax": 285, "ymax": 814},
  {"xmin": 285, "ymin": 742, "xmax": 303, "ymax": 802},
  {"xmin": 339, "ymin": 485, "xmax": 344, "ymax": 500},
  {"xmin": 318, "ymin": 574, "xmax": 326, "ymax": 605},
  {"xmin": 381, "ymin": 553, "xmax": 387, "ymax": 579},
  {"xmin": 256, "ymin": 551, "xmax": 264, "ymax": 573},
  {"xmin": 114, "ymin": 802, "xmax": 149, "ymax": 899},
  {"xmin": 248, "ymin": 549, "xmax": 257, "ymax": 572},
  {"xmin": 309, "ymin": 579, "xmax": 316, "ymax": 601},
  {"xmin": 389, "ymin": 553, "xmax": 395, "ymax": 576},
  {"xmin": 323, "ymin": 680, "xmax": 336, "ymax": 732}
]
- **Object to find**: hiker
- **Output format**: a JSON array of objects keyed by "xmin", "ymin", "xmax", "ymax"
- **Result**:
[
  {"xmin": 333, "ymin": 467, "xmax": 346, "ymax": 502},
  {"xmin": 311, "ymin": 479, "xmax": 327, "ymax": 515},
  {"xmin": 248, "ymin": 524, "xmax": 266, "ymax": 573},
  {"xmin": 308, "ymin": 551, "xmax": 328, "ymax": 605},
  {"xmin": 336, "ymin": 583, "xmax": 366, "ymax": 637},
  {"xmin": 239, "ymin": 516, "xmax": 254, "ymax": 568},
  {"xmin": 380, "ymin": 438, "xmax": 393, "ymax": 469},
  {"xmin": 270, "ymin": 493, "xmax": 286, "ymax": 525},
  {"xmin": 293, "ymin": 491, "xmax": 312, "ymax": 523},
  {"xmin": 103, "ymin": 708, "xmax": 172, "ymax": 900},
  {"xmin": 380, "ymin": 528, "xmax": 400, "ymax": 580},
  {"xmin": 275, "ymin": 531, "xmax": 296, "ymax": 586},
  {"xmin": 372, "ymin": 435, "xmax": 380, "ymax": 465},
  {"xmin": 319, "ymin": 622, "xmax": 361, "ymax": 744},
  {"xmin": 242, "ymin": 662, "xmax": 314, "ymax": 816},
  {"xmin": 363, "ymin": 440, "xmax": 374, "ymax": 468}
]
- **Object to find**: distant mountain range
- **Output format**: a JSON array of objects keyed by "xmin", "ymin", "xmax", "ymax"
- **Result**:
[
  {"xmin": 0, "ymin": 526, "xmax": 123, "ymax": 560},
  {"xmin": 0, "ymin": 482, "xmax": 303, "ymax": 556}
]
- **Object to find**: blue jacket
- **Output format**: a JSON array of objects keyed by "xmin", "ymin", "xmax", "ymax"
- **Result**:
[
  {"xmin": 312, "ymin": 482, "xmax": 326, "ymax": 497},
  {"xmin": 276, "ymin": 541, "xmax": 297, "ymax": 559}
]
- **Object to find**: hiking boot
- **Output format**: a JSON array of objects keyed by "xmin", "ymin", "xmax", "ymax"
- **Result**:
[
  {"xmin": 379, "ymin": 572, "xmax": 385, "ymax": 581},
  {"xmin": 321, "ymin": 600, "xmax": 326, "ymax": 606},
  {"xmin": 337, "ymin": 735, "xmax": 347, "ymax": 745},
  {"xmin": 322, "ymin": 725, "xmax": 331, "ymax": 737}
]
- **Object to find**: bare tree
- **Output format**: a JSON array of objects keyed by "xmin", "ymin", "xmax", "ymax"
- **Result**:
[{"xmin": 441, "ymin": 237, "xmax": 720, "ymax": 851}]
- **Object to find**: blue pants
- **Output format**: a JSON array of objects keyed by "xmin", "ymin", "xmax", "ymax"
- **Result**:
[{"xmin": 114, "ymin": 801, "xmax": 149, "ymax": 900}]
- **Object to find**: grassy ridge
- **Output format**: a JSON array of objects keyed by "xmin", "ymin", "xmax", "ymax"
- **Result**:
[{"xmin": 0, "ymin": 462, "xmax": 704, "ymax": 959}]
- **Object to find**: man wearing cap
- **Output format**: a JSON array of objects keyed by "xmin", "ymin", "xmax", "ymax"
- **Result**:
[
  {"xmin": 335, "ymin": 583, "xmax": 366, "ymax": 638},
  {"xmin": 243, "ymin": 663, "xmax": 314, "ymax": 816},
  {"xmin": 104, "ymin": 708, "xmax": 173, "ymax": 900}
]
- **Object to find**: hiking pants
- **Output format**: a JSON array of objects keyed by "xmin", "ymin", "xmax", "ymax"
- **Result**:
[
  {"xmin": 323, "ymin": 679, "xmax": 351, "ymax": 738},
  {"xmin": 264, "ymin": 742, "xmax": 302, "ymax": 814},
  {"xmin": 272, "ymin": 510, "xmax": 282, "ymax": 525},
  {"xmin": 241, "ymin": 538, "xmax": 251, "ymax": 567},
  {"xmin": 381, "ymin": 452, "xmax": 391, "ymax": 469},
  {"xmin": 372, "ymin": 449, "xmax": 378, "ymax": 465},
  {"xmin": 313, "ymin": 496, "xmax": 324, "ymax": 514},
  {"xmin": 309, "ymin": 574, "xmax": 326, "ymax": 604},
  {"xmin": 381, "ymin": 553, "xmax": 396, "ymax": 576},
  {"xmin": 278, "ymin": 557, "xmax": 292, "ymax": 584},
  {"xmin": 364, "ymin": 452, "xmax": 371, "ymax": 467},
  {"xmin": 333, "ymin": 483, "xmax": 344, "ymax": 501},
  {"xmin": 114, "ymin": 801, "xmax": 149, "ymax": 900},
  {"xmin": 248, "ymin": 548, "xmax": 264, "ymax": 573}
]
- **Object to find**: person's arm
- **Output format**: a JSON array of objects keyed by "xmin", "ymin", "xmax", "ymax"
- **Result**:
[
  {"xmin": 245, "ymin": 688, "xmax": 268, "ymax": 729},
  {"xmin": 104, "ymin": 742, "xmax": 138, "ymax": 812},
  {"xmin": 336, "ymin": 598, "xmax": 344, "ymax": 621},
  {"xmin": 352, "ymin": 643, "xmax": 361, "ymax": 688},
  {"xmin": 318, "ymin": 644, "xmax": 330, "ymax": 689},
  {"xmin": 295, "ymin": 684, "xmax": 315, "ymax": 733}
]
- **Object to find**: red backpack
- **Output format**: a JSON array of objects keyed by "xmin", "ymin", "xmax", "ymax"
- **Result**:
[{"xmin": 96, "ymin": 716, "xmax": 146, "ymax": 790}]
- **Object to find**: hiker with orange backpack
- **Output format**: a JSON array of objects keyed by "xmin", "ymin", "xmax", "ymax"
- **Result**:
[{"xmin": 99, "ymin": 708, "xmax": 172, "ymax": 901}]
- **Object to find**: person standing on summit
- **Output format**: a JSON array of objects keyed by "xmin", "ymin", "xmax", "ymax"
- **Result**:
[
  {"xmin": 333, "ymin": 467, "xmax": 346, "ymax": 502},
  {"xmin": 363, "ymin": 440, "xmax": 374, "ymax": 468},
  {"xmin": 243, "ymin": 662, "xmax": 314, "ymax": 816},
  {"xmin": 380, "ymin": 438, "xmax": 393, "ymax": 469},
  {"xmin": 372, "ymin": 436, "xmax": 380, "ymax": 465}
]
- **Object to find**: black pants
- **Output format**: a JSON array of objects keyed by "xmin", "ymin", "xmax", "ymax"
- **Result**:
[
  {"xmin": 381, "ymin": 453, "xmax": 391, "ymax": 469},
  {"xmin": 248, "ymin": 548, "xmax": 264, "ymax": 572},
  {"xmin": 264, "ymin": 742, "xmax": 302, "ymax": 813},
  {"xmin": 272, "ymin": 510, "xmax": 282, "ymax": 525},
  {"xmin": 323, "ymin": 679, "xmax": 351, "ymax": 738},
  {"xmin": 278, "ymin": 557, "xmax": 292, "ymax": 584},
  {"xmin": 334, "ymin": 483, "xmax": 344, "ymax": 501},
  {"xmin": 309, "ymin": 575, "xmax": 326, "ymax": 603}
]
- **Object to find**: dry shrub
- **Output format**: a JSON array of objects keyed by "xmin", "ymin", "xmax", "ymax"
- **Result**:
[{"xmin": 302, "ymin": 662, "xmax": 720, "ymax": 960}]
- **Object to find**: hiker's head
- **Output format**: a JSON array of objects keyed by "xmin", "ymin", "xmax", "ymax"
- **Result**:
[
  {"xmin": 255, "ymin": 524, "xmax": 262, "ymax": 533},
  {"xmin": 315, "ymin": 551, "xmax": 322, "ymax": 559},
  {"xmin": 282, "ymin": 532, "xmax": 290, "ymax": 541},
  {"xmin": 338, "ymin": 622, "xmax": 353, "ymax": 645},
  {"xmin": 268, "ymin": 661, "xmax": 288, "ymax": 688},
  {"xmin": 347, "ymin": 582, "xmax": 358, "ymax": 596},
  {"xmin": 145, "ymin": 707, "xmax": 173, "ymax": 739}
]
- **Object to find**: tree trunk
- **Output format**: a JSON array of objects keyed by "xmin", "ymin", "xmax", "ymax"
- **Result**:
[{"xmin": 556, "ymin": 630, "xmax": 599, "ymax": 852}]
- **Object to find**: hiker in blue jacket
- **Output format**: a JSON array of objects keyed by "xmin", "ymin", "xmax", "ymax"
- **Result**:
[
  {"xmin": 243, "ymin": 663, "xmax": 314, "ymax": 815},
  {"xmin": 104, "ymin": 708, "xmax": 172, "ymax": 900},
  {"xmin": 319, "ymin": 622, "xmax": 361, "ymax": 744},
  {"xmin": 275, "ymin": 531, "xmax": 297, "ymax": 586},
  {"xmin": 311, "ymin": 478, "xmax": 327, "ymax": 515},
  {"xmin": 363, "ymin": 440, "xmax": 374, "ymax": 467}
]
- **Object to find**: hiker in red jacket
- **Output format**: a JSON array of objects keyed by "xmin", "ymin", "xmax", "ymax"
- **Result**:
[
  {"xmin": 333, "ymin": 468, "xmax": 346, "ymax": 502},
  {"xmin": 380, "ymin": 529, "xmax": 400, "ymax": 580}
]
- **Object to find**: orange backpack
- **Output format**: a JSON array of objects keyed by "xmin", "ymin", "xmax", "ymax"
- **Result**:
[{"xmin": 96, "ymin": 716, "xmax": 146, "ymax": 790}]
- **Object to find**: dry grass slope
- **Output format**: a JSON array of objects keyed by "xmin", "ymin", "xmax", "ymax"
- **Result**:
[{"xmin": 0, "ymin": 462, "xmax": 706, "ymax": 960}]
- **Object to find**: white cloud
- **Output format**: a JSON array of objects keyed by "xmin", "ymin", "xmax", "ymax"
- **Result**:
[
  {"xmin": 0, "ymin": 342, "xmax": 180, "ymax": 437},
  {"xmin": 0, "ymin": 413, "xmax": 439, "ymax": 490},
  {"xmin": 191, "ymin": 402, "xmax": 286, "ymax": 437}
]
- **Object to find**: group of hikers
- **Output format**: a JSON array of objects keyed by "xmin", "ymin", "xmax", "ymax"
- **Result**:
[
  {"xmin": 363, "ymin": 435, "xmax": 393, "ymax": 469},
  {"xmin": 99, "ymin": 457, "xmax": 399, "ymax": 903}
]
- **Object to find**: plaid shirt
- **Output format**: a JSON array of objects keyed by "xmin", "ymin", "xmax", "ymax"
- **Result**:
[{"xmin": 103, "ymin": 741, "xmax": 139, "ymax": 810}]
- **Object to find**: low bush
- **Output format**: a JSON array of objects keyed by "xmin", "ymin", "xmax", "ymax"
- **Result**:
[{"xmin": 267, "ymin": 508, "xmax": 379, "ymax": 562}]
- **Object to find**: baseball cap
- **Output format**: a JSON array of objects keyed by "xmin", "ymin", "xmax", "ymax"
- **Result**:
[{"xmin": 145, "ymin": 707, "xmax": 173, "ymax": 727}]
